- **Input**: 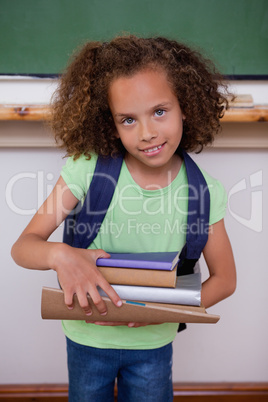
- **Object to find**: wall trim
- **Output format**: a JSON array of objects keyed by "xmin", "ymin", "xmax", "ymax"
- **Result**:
[
  {"xmin": 1, "ymin": 119, "xmax": 268, "ymax": 149},
  {"xmin": 0, "ymin": 383, "xmax": 268, "ymax": 401}
]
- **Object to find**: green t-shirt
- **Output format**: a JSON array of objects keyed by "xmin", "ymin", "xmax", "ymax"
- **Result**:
[{"xmin": 60, "ymin": 154, "xmax": 227, "ymax": 349}]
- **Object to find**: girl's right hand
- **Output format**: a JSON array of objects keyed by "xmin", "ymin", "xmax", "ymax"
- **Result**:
[
  {"xmin": 11, "ymin": 175, "xmax": 122, "ymax": 316},
  {"xmin": 51, "ymin": 243, "xmax": 122, "ymax": 316}
]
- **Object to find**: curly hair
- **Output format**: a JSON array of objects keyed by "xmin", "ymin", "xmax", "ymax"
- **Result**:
[{"xmin": 49, "ymin": 35, "xmax": 230, "ymax": 159}]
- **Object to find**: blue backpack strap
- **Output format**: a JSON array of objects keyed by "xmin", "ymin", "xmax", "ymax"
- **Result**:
[
  {"xmin": 63, "ymin": 154, "xmax": 123, "ymax": 249},
  {"xmin": 178, "ymin": 150, "xmax": 210, "ymax": 275}
]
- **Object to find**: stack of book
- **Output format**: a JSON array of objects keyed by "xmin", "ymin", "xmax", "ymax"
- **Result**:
[
  {"xmin": 41, "ymin": 251, "xmax": 220, "ymax": 324},
  {"xmin": 96, "ymin": 251, "xmax": 201, "ymax": 307}
]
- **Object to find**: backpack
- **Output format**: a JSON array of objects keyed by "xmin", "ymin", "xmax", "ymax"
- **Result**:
[{"xmin": 63, "ymin": 150, "xmax": 210, "ymax": 331}]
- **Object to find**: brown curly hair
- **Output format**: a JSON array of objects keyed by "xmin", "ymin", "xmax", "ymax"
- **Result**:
[{"xmin": 49, "ymin": 35, "xmax": 230, "ymax": 159}]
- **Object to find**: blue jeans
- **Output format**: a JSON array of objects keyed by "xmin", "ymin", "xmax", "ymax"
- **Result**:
[{"xmin": 66, "ymin": 337, "xmax": 173, "ymax": 402}]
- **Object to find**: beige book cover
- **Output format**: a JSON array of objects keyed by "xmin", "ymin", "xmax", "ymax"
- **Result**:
[
  {"xmin": 98, "ymin": 265, "xmax": 177, "ymax": 288},
  {"xmin": 41, "ymin": 287, "xmax": 220, "ymax": 324}
]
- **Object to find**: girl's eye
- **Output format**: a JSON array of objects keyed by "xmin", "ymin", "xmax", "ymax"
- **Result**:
[
  {"xmin": 155, "ymin": 109, "xmax": 165, "ymax": 117},
  {"xmin": 123, "ymin": 117, "xmax": 135, "ymax": 125}
]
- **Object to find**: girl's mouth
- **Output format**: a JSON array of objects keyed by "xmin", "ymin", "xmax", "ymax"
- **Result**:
[{"xmin": 141, "ymin": 143, "xmax": 165, "ymax": 155}]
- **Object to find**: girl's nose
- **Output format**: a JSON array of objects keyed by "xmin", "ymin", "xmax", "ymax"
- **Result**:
[{"xmin": 139, "ymin": 122, "xmax": 157, "ymax": 141}]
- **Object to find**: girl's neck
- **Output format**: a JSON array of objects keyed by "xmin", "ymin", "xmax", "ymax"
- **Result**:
[{"xmin": 125, "ymin": 153, "xmax": 182, "ymax": 190}]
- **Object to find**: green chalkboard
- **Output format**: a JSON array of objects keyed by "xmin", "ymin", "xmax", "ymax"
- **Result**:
[{"xmin": 1, "ymin": 0, "xmax": 268, "ymax": 77}]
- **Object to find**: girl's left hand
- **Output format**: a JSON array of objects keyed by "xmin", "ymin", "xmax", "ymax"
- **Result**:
[{"xmin": 85, "ymin": 321, "xmax": 160, "ymax": 327}]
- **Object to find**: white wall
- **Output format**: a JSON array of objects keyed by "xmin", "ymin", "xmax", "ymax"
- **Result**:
[{"xmin": 1, "ymin": 78, "xmax": 268, "ymax": 384}]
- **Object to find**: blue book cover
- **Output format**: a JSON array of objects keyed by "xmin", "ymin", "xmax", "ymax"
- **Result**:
[{"xmin": 96, "ymin": 251, "xmax": 180, "ymax": 271}]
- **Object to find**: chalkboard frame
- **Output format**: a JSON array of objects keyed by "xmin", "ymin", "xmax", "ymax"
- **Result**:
[{"xmin": 1, "ymin": 74, "xmax": 267, "ymax": 80}]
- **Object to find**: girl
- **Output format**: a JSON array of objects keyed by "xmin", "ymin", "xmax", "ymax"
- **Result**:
[{"xmin": 12, "ymin": 35, "xmax": 236, "ymax": 402}]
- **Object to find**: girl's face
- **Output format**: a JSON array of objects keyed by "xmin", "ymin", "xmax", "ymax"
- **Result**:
[{"xmin": 108, "ymin": 69, "xmax": 185, "ymax": 174}]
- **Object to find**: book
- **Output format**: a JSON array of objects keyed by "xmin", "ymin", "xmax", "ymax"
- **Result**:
[
  {"xmin": 98, "ymin": 265, "xmax": 177, "ymax": 288},
  {"xmin": 97, "ymin": 251, "xmax": 179, "ymax": 271},
  {"xmin": 228, "ymin": 94, "xmax": 254, "ymax": 108},
  {"xmin": 98, "ymin": 272, "xmax": 201, "ymax": 306},
  {"xmin": 41, "ymin": 287, "xmax": 220, "ymax": 324}
]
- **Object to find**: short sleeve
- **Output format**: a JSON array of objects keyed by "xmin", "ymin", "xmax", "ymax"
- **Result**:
[
  {"xmin": 208, "ymin": 179, "xmax": 227, "ymax": 225},
  {"xmin": 200, "ymin": 169, "xmax": 227, "ymax": 225},
  {"xmin": 60, "ymin": 154, "xmax": 98, "ymax": 200}
]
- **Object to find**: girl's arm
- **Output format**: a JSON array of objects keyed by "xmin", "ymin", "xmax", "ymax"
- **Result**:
[
  {"xmin": 201, "ymin": 219, "xmax": 236, "ymax": 308},
  {"xmin": 11, "ymin": 176, "xmax": 122, "ymax": 315}
]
